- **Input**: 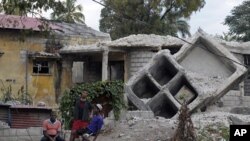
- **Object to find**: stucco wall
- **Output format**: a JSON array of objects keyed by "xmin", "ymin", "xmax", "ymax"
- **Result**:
[
  {"xmin": 0, "ymin": 31, "xmax": 59, "ymax": 106},
  {"xmin": 0, "ymin": 28, "xmax": 109, "ymax": 106}
]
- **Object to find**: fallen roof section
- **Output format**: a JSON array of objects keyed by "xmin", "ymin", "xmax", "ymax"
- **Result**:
[
  {"xmin": 60, "ymin": 43, "xmax": 105, "ymax": 53},
  {"xmin": 198, "ymin": 30, "xmax": 250, "ymax": 54},
  {"xmin": 107, "ymin": 34, "xmax": 185, "ymax": 48},
  {"xmin": 125, "ymin": 30, "xmax": 247, "ymax": 119}
]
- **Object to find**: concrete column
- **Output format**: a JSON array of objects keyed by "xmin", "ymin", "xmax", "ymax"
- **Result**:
[
  {"xmin": 61, "ymin": 58, "xmax": 73, "ymax": 90},
  {"xmin": 102, "ymin": 51, "xmax": 109, "ymax": 81},
  {"xmin": 124, "ymin": 52, "xmax": 130, "ymax": 82}
]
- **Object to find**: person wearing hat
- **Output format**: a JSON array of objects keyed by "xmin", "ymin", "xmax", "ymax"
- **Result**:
[
  {"xmin": 77, "ymin": 104, "xmax": 104, "ymax": 141},
  {"xmin": 41, "ymin": 111, "xmax": 65, "ymax": 141}
]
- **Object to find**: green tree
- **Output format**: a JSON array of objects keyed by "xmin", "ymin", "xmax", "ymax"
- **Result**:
[
  {"xmin": 0, "ymin": 0, "xmax": 26, "ymax": 15},
  {"xmin": 0, "ymin": 0, "xmax": 64, "ymax": 17},
  {"xmin": 99, "ymin": 0, "xmax": 205, "ymax": 40},
  {"xmin": 51, "ymin": 0, "xmax": 85, "ymax": 24},
  {"xmin": 224, "ymin": 1, "xmax": 250, "ymax": 41}
]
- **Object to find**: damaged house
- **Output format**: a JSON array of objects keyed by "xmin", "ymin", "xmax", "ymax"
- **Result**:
[
  {"xmin": 0, "ymin": 14, "xmax": 249, "ymax": 112},
  {"xmin": 0, "ymin": 14, "xmax": 110, "ymax": 106},
  {"xmin": 60, "ymin": 30, "xmax": 250, "ymax": 113}
]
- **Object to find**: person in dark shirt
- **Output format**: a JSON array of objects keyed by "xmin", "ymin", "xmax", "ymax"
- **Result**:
[
  {"xmin": 69, "ymin": 91, "xmax": 93, "ymax": 141},
  {"xmin": 78, "ymin": 104, "xmax": 104, "ymax": 141}
]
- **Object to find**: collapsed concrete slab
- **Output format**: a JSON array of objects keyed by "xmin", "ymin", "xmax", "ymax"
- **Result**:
[
  {"xmin": 125, "ymin": 50, "xmax": 198, "ymax": 118},
  {"xmin": 174, "ymin": 31, "xmax": 247, "ymax": 112},
  {"xmin": 125, "ymin": 31, "xmax": 247, "ymax": 119}
]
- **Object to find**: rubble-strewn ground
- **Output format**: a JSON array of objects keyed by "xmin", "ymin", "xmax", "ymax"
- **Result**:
[{"xmin": 73, "ymin": 106, "xmax": 250, "ymax": 141}]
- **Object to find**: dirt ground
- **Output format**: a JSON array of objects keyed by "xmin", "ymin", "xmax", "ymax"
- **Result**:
[{"xmin": 66, "ymin": 106, "xmax": 250, "ymax": 141}]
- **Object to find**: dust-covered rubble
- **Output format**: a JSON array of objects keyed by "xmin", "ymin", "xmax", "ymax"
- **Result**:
[{"xmin": 95, "ymin": 108, "xmax": 250, "ymax": 141}]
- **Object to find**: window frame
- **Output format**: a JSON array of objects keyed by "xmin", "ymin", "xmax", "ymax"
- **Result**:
[{"xmin": 32, "ymin": 60, "xmax": 51, "ymax": 75}]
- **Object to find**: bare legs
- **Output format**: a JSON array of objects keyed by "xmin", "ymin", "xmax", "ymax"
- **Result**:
[{"xmin": 69, "ymin": 130, "xmax": 76, "ymax": 141}]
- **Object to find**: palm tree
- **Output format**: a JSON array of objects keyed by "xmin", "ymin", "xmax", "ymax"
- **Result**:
[
  {"xmin": 51, "ymin": 0, "xmax": 85, "ymax": 24},
  {"xmin": 175, "ymin": 19, "xmax": 191, "ymax": 38}
]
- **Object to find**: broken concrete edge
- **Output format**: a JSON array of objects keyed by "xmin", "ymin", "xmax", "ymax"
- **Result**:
[
  {"xmin": 206, "ymin": 71, "xmax": 247, "ymax": 108},
  {"xmin": 125, "ymin": 50, "xmax": 185, "ymax": 111},
  {"xmin": 124, "ymin": 29, "xmax": 247, "ymax": 120},
  {"xmin": 189, "ymin": 31, "xmax": 247, "ymax": 108},
  {"xmin": 105, "ymin": 34, "xmax": 185, "ymax": 48},
  {"xmin": 175, "ymin": 30, "xmax": 244, "ymax": 70},
  {"xmin": 175, "ymin": 30, "xmax": 248, "ymax": 113},
  {"xmin": 126, "ymin": 50, "xmax": 184, "ymax": 86}
]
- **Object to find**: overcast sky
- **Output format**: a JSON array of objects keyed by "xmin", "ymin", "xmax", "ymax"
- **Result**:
[{"xmin": 77, "ymin": 0, "xmax": 245, "ymax": 36}]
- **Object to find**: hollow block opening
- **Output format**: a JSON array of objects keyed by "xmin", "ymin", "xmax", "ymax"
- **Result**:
[
  {"xmin": 169, "ymin": 76, "xmax": 198, "ymax": 105},
  {"xmin": 127, "ymin": 99, "xmax": 139, "ymax": 111},
  {"xmin": 132, "ymin": 75, "xmax": 159, "ymax": 99},
  {"xmin": 149, "ymin": 94, "xmax": 178, "ymax": 118},
  {"xmin": 149, "ymin": 55, "xmax": 178, "ymax": 86}
]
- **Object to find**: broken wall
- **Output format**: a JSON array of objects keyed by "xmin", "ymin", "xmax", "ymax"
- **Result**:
[
  {"xmin": 124, "ymin": 38, "xmax": 250, "ymax": 109},
  {"xmin": 125, "ymin": 32, "xmax": 247, "ymax": 119}
]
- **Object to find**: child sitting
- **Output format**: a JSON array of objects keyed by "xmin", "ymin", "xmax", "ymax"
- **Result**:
[{"xmin": 77, "ymin": 104, "xmax": 104, "ymax": 141}]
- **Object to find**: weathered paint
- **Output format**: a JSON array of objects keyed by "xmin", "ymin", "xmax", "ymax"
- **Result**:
[
  {"xmin": 0, "ymin": 27, "xmax": 110, "ymax": 106},
  {"xmin": 0, "ymin": 31, "xmax": 60, "ymax": 106}
]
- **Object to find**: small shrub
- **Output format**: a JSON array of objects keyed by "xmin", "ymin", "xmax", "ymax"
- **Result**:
[
  {"xmin": 196, "ymin": 123, "xmax": 229, "ymax": 141},
  {"xmin": 59, "ymin": 80, "xmax": 126, "ymax": 129}
]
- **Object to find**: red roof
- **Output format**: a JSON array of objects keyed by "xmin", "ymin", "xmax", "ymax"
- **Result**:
[{"xmin": 0, "ymin": 14, "xmax": 61, "ymax": 31}]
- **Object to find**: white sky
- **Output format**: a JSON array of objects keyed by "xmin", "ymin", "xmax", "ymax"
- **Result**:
[{"xmin": 77, "ymin": 0, "xmax": 245, "ymax": 36}]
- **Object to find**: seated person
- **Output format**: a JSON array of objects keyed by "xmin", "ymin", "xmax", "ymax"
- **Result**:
[
  {"xmin": 77, "ymin": 104, "xmax": 104, "ymax": 141},
  {"xmin": 41, "ymin": 111, "xmax": 65, "ymax": 141}
]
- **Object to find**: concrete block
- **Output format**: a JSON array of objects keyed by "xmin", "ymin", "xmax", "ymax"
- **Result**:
[
  {"xmin": 9, "ymin": 129, "xmax": 17, "ymax": 136},
  {"xmin": 141, "ymin": 53, "xmax": 147, "ymax": 57},
  {"xmin": 3, "ymin": 129, "xmax": 10, "ymax": 136},
  {"xmin": 31, "ymin": 136, "xmax": 42, "ymax": 141},
  {"xmin": 224, "ymin": 101, "xmax": 236, "ymax": 106},
  {"xmin": 16, "ymin": 129, "xmax": 28, "ymax": 136},
  {"xmin": 131, "ymin": 63, "xmax": 137, "ymax": 67},
  {"xmin": 136, "ymin": 53, "xmax": 142, "ymax": 58},
  {"xmin": 125, "ymin": 30, "xmax": 247, "ymax": 119},
  {"xmin": 3, "ymin": 137, "xmax": 18, "ymax": 141},
  {"xmin": 17, "ymin": 136, "xmax": 32, "ymax": 141},
  {"xmin": 126, "ymin": 111, "xmax": 154, "ymax": 120},
  {"xmin": 27, "ymin": 127, "xmax": 42, "ymax": 136}
]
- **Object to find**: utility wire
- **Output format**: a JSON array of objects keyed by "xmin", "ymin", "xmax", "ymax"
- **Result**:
[
  {"xmin": 92, "ymin": 0, "xmax": 149, "ymax": 25},
  {"xmin": 92, "ymin": 0, "xmax": 248, "ymax": 68}
]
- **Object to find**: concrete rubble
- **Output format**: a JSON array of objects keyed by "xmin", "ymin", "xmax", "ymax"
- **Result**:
[{"xmin": 125, "ymin": 30, "xmax": 247, "ymax": 118}]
